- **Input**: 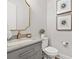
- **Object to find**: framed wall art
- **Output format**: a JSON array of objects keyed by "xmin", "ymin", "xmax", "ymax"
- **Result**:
[
  {"xmin": 56, "ymin": 0, "xmax": 72, "ymax": 14},
  {"xmin": 56, "ymin": 13, "xmax": 72, "ymax": 31}
]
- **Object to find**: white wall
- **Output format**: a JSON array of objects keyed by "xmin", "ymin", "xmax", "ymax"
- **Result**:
[
  {"xmin": 47, "ymin": 0, "xmax": 72, "ymax": 56},
  {"xmin": 11, "ymin": 0, "xmax": 47, "ymax": 38}
]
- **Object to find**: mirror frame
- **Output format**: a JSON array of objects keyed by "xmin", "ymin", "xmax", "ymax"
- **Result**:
[{"xmin": 10, "ymin": 0, "xmax": 31, "ymax": 31}]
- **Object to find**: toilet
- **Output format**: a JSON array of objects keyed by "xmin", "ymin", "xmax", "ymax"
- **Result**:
[{"xmin": 41, "ymin": 34, "xmax": 58, "ymax": 59}]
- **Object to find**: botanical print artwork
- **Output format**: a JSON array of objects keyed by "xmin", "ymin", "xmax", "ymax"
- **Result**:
[
  {"xmin": 57, "ymin": 14, "xmax": 72, "ymax": 31},
  {"xmin": 56, "ymin": 0, "xmax": 71, "ymax": 14}
]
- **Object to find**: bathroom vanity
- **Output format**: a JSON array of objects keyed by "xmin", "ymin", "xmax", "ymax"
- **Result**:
[{"xmin": 7, "ymin": 38, "xmax": 42, "ymax": 59}]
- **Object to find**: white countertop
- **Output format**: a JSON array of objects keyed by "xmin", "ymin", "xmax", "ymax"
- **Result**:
[{"xmin": 7, "ymin": 38, "xmax": 42, "ymax": 52}]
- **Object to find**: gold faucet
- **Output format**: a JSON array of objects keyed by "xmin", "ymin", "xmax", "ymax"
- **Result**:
[{"xmin": 17, "ymin": 31, "xmax": 21, "ymax": 39}]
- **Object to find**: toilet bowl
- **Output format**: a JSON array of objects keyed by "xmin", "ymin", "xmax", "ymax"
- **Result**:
[
  {"xmin": 41, "ymin": 34, "xmax": 58, "ymax": 59},
  {"xmin": 43, "ymin": 46, "xmax": 58, "ymax": 59}
]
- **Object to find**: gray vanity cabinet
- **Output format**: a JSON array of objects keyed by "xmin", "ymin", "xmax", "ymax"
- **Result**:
[{"xmin": 7, "ymin": 42, "xmax": 42, "ymax": 59}]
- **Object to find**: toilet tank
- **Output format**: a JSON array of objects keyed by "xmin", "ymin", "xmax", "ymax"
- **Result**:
[{"xmin": 41, "ymin": 34, "xmax": 48, "ymax": 49}]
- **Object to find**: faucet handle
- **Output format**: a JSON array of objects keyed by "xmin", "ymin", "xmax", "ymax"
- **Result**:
[{"xmin": 17, "ymin": 31, "xmax": 21, "ymax": 39}]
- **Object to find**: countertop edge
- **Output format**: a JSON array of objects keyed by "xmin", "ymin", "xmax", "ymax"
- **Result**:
[{"xmin": 7, "ymin": 39, "xmax": 42, "ymax": 53}]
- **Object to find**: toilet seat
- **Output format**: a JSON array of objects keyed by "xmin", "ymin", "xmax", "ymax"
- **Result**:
[{"xmin": 43, "ymin": 46, "xmax": 58, "ymax": 57}]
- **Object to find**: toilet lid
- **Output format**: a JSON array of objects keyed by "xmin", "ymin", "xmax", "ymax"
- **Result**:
[{"xmin": 44, "ymin": 46, "xmax": 58, "ymax": 56}]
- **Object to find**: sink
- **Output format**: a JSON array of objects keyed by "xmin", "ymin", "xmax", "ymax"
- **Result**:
[{"xmin": 7, "ymin": 38, "xmax": 33, "ymax": 47}]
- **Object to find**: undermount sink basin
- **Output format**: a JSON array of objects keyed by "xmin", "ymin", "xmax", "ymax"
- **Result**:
[{"xmin": 7, "ymin": 38, "xmax": 33, "ymax": 47}]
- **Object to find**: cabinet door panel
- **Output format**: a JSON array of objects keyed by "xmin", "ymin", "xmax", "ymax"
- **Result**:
[
  {"xmin": 7, "ymin": 42, "xmax": 42, "ymax": 59},
  {"xmin": 28, "ymin": 50, "xmax": 42, "ymax": 59}
]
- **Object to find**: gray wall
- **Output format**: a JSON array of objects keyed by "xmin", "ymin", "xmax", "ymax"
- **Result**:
[{"xmin": 47, "ymin": 0, "xmax": 72, "ymax": 56}]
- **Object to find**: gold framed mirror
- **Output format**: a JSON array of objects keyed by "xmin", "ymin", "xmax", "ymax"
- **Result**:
[{"xmin": 7, "ymin": 0, "xmax": 31, "ymax": 31}]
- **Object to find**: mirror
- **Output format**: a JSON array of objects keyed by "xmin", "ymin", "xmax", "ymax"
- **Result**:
[{"xmin": 7, "ymin": 0, "xmax": 30, "ymax": 31}]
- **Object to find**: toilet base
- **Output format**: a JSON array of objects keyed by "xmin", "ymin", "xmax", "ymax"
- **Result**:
[
  {"xmin": 43, "ymin": 55, "xmax": 56, "ymax": 59},
  {"xmin": 48, "ymin": 56, "xmax": 55, "ymax": 59}
]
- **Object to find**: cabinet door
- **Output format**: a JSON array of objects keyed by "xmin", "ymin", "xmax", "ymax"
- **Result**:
[
  {"xmin": 7, "ymin": 48, "xmax": 35, "ymax": 59},
  {"xmin": 7, "ymin": 52, "xmax": 21, "ymax": 59},
  {"xmin": 28, "ymin": 50, "xmax": 42, "ymax": 59},
  {"xmin": 7, "ymin": 42, "xmax": 42, "ymax": 59}
]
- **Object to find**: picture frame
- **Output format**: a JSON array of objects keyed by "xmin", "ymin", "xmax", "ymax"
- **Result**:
[
  {"xmin": 56, "ymin": 0, "xmax": 72, "ymax": 14},
  {"xmin": 56, "ymin": 13, "xmax": 72, "ymax": 31}
]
